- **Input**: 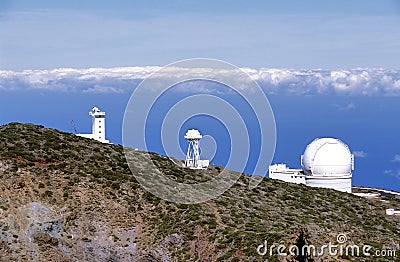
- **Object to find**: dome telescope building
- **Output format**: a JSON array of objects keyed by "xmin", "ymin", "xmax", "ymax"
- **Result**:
[{"xmin": 269, "ymin": 138, "xmax": 354, "ymax": 193}]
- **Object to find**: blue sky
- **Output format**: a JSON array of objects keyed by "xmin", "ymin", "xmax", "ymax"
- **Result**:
[
  {"xmin": 1, "ymin": 0, "xmax": 400, "ymax": 69},
  {"xmin": 1, "ymin": 1, "xmax": 400, "ymax": 192}
]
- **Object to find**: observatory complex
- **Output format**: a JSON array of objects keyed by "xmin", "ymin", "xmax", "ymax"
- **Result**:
[
  {"xmin": 269, "ymin": 138, "xmax": 354, "ymax": 193},
  {"xmin": 77, "ymin": 107, "xmax": 110, "ymax": 144},
  {"xmin": 184, "ymin": 129, "xmax": 209, "ymax": 169}
]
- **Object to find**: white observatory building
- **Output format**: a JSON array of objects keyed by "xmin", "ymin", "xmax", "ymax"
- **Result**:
[
  {"xmin": 269, "ymin": 138, "xmax": 354, "ymax": 193},
  {"xmin": 184, "ymin": 129, "xmax": 209, "ymax": 169},
  {"xmin": 77, "ymin": 106, "xmax": 110, "ymax": 144}
]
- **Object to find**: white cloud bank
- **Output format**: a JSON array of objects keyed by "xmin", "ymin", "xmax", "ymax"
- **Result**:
[{"xmin": 0, "ymin": 67, "xmax": 399, "ymax": 95}]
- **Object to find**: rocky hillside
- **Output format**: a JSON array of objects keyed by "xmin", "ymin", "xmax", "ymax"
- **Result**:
[{"xmin": 0, "ymin": 123, "xmax": 399, "ymax": 261}]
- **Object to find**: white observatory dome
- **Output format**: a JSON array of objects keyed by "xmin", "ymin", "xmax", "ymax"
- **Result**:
[{"xmin": 301, "ymin": 138, "xmax": 353, "ymax": 176}]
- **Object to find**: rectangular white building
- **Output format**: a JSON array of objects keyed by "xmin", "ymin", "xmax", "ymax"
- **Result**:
[{"xmin": 269, "ymin": 164, "xmax": 305, "ymax": 184}]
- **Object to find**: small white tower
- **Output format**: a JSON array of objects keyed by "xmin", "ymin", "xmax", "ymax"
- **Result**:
[
  {"xmin": 184, "ymin": 129, "xmax": 209, "ymax": 169},
  {"xmin": 90, "ymin": 107, "xmax": 107, "ymax": 142},
  {"xmin": 77, "ymin": 106, "xmax": 110, "ymax": 144}
]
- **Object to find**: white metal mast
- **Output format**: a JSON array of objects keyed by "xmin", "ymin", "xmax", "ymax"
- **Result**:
[{"xmin": 184, "ymin": 129, "xmax": 203, "ymax": 169}]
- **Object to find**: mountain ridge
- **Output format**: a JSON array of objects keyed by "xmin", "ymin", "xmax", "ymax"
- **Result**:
[{"xmin": 0, "ymin": 122, "xmax": 399, "ymax": 261}]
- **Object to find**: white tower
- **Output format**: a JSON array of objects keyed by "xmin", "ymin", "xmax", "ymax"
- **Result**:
[
  {"xmin": 90, "ymin": 107, "xmax": 107, "ymax": 142},
  {"xmin": 184, "ymin": 129, "xmax": 209, "ymax": 169},
  {"xmin": 77, "ymin": 106, "xmax": 110, "ymax": 144}
]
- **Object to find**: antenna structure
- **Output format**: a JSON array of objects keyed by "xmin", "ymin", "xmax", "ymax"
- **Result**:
[
  {"xmin": 71, "ymin": 120, "xmax": 78, "ymax": 134},
  {"xmin": 184, "ymin": 129, "xmax": 209, "ymax": 169}
]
